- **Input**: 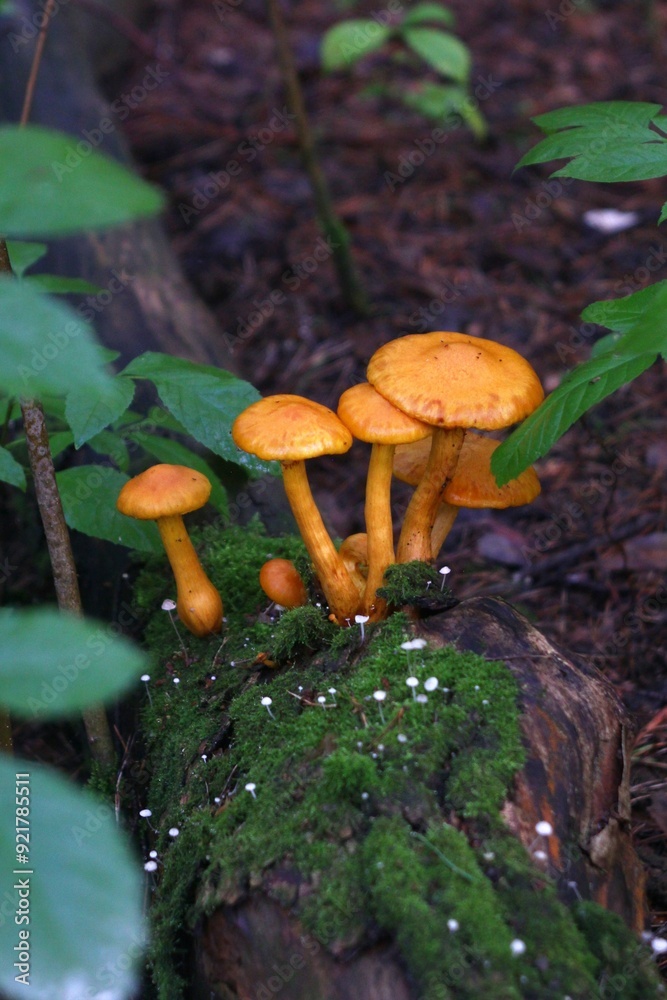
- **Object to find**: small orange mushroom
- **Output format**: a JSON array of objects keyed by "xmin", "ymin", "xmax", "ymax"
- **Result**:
[
  {"xmin": 232, "ymin": 395, "xmax": 359, "ymax": 624},
  {"xmin": 394, "ymin": 434, "xmax": 541, "ymax": 558},
  {"xmin": 116, "ymin": 464, "xmax": 223, "ymax": 637},
  {"xmin": 259, "ymin": 558, "xmax": 308, "ymax": 609}
]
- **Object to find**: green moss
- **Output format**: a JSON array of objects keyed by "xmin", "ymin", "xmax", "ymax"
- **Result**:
[
  {"xmin": 130, "ymin": 523, "xmax": 664, "ymax": 1000},
  {"xmin": 271, "ymin": 604, "xmax": 338, "ymax": 661},
  {"xmin": 378, "ymin": 560, "xmax": 456, "ymax": 611}
]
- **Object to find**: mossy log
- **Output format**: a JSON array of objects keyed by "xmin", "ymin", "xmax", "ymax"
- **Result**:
[{"xmin": 131, "ymin": 518, "xmax": 658, "ymax": 1000}]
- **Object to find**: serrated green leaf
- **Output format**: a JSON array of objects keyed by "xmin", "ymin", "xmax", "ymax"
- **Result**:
[
  {"xmin": 402, "ymin": 3, "xmax": 455, "ymax": 27},
  {"xmin": 491, "ymin": 352, "xmax": 656, "ymax": 485},
  {"xmin": 57, "ymin": 465, "xmax": 162, "ymax": 552},
  {"xmin": 403, "ymin": 27, "xmax": 470, "ymax": 82},
  {"xmin": 65, "ymin": 375, "xmax": 135, "ymax": 448},
  {"xmin": 516, "ymin": 101, "xmax": 667, "ymax": 182},
  {"xmin": 88, "ymin": 430, "xmax": 130, "ymax": 471},
  {"xmin": 0, "ymin": 278, "xmax": 113, "ymax": 398},
  {"xmin": 6, "ymin": 240, "xmax": 47, "ymax": 277},
  {"xmin": 122, "ymin": 352, "xmax": 278, "ymax": 476},
  {"xmin": 0, "ymin": 445, "xmax": 25, "ymax": 490},
  {"xmin": 127, "ymin": 431, "xmax": 229, "ymax": 517},
  {"xmin": 0, "ymin": 756, "xmax": 144, "ymax": 1000},
  {"xmin": 23, "ymin": 274, "xmax": 102, "ymax": 295},
  {"xmin": 610, "ymin": 282, "xmax": 667, "ymax": 359},
  {"xmin": 321, "ymin": 19, "xmax": 391, "ymax": 70},
  {"xmin": 0, "ymin": 606, "xmax": 147, "ymax": 716},
  {"xmin": 0, "ymin": 124, "xmax": 163, "ymax": 237},
  {"xmin": 659, "ymin": 201, "xmax": 667, "ymax": 225}
]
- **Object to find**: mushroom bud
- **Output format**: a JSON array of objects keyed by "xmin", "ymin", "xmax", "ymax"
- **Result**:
[
  {"xmin": 259, "ymin": 558, "xmax": 308, "ymax": 609},
  {"xmin": 116, "ymin": 464, "xmax": 223, "ymax": 637}
]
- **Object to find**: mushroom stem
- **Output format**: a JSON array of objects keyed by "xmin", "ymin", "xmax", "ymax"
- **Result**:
[
  {"xmin": 361, "ymin": 443, "xmax": 395, "ymax": 620},
  {"xmin": 396, "ymin": 428, "xmax": 465, "ymax": 563},
  {"xmin": 281, "ymin": 461, "xmax": 360, "ymax": 623},
  {"xmin": 157, "ymin": 515, "xmax": 223, "ymax": 637},
  {"xmin": 431, "ymin": 503, "xmax": 459, "ymax": 560}
]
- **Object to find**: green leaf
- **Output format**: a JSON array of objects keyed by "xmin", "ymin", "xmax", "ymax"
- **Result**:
[
  {"xmin": 399, "ymin": 82, "xmax": 487, "ymax": 137},
  {"xmin": 87, "ymin": 430, "xmax": 130, "ymax": 471},
  {"xmin": 0, "ymin": 756, "xmax": 145, "ymax": 999},
  {"xmin": 321, "ymin": 19, "xmax": 392, "ymax": 70},
  {"xmin": 23, "ymin": 274, "xmax": 102, "ymax": 295},
  {"xmin": 402, "ymin": 27, "xmax": 470, "ymax": 82},
  {"xmin": 48, "ymin": 430, "xmax": 75, "ymax": 460},
  {"xmin": 65, "ymin": 375, "xmax": 135, "ymax": 448},
  {"xmin": 491, "ymin": 352, "xmax": 656, "ymax": 485},
  {"xmin": 402, "ymin": 3, "xmax": 455, "ymax": 27},
  {"xmin": 127, "ymin": 431, "xmax": 229, "ymax": 517},
  {"xmin": 57, "ymin": 465, "xmax": 162, "ymax": 552},
  {"xmin": 610, "ymin": 282, "xmax": 667, "ymax": 359},
  {"xmin": 0, "ymin": 445, "xmax": 25, "ymax": 490},
  {"xmin": 0, "ymin": 606, "xmax": 147, "ymax": 716},
  {"xmin": 6, "ymin": 240, "xmax": 47, "ymax": 277},
  {"xmin": 122, "ymin": 352, "xmax": 277, "ymax": 476},
  {"xmin": 659, "ymin": 201, "xmax": 667, "ymax": 225},
  {"xmin": 581, "ymin": 281, "xmax": 667, "ymax": 334},
  {"xmin": 0, "ymin": 278, "xmax": 114, "ymax": 398},
  {"xmin": 516, "ymin": 101, "xmax": 667, "ymax": 182},
  {"xmin": 0, "ymin": 124, "xmax": 164, "ymax": 237}
]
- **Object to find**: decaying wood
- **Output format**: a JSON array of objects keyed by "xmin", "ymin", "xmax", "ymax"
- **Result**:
[{"xmin": 194, "ymin": 597, "xmax": 647, "ymax": 1000}]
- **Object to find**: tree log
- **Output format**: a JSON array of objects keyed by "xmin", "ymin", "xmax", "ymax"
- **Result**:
[{"xmin": 191, "ymin": 597, "xmax": 651, "ymax": 1000}]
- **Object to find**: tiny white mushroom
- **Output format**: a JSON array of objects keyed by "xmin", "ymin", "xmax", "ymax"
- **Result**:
[
  {"xmin": 447, "ymin": 919, "xmax": 459, "ymax": 932},
  {"xmin": 651, "ymin": 937, "xmax": 667, "ymax": 954},
  {"xmin": 355, "ymin": 614, "xmax": 370, "ymax": 641},
  {"xmin": 535, "ymin": 820, "xmax": 553, "ymax": 837},
  {"xmin": 373, "ymin": 689, "xmax": 387, "ymax": 722},
  {"xmin": 397, "ymin": 733, "xmax": 407, "ymax": 744},
  {"xmin": 168, "ymin": 827, "xmax": 179, "ymax": 838},
  {"xmin": 149, "ymin": 850, "xmax": 158, "ymax": 859},
  {"xmin": 406, "ymin": 676, "xmax": 419, "ymax": 699},
  {"xmin": 424, "ymin": 677, "xmax": 439, "ymax": 692},
  {"xmin": 144, "ymin": 860, "xmax": 158, "ymax": 872},
  {"xmin": 139, "ymin": 808, "xmax": 152, "ymax": 818},
  {"xmin": 510, "ymin": 939, "xmax": 526, "ymax": 956},
  {"xmin": 416, "ymin": 693, "xmax": 428, "ymax": 705},
  {"xmin": 261, "ymin": 696, "xmax": 275, "ymax": 720},
  {"xmin": 317, "ymin": 695, "xmax": 327, "ymax": 707},
  {"xmin": 439, "ymin": 565, "xmax": 451, "ymax": 590},
  {"xmin": 245, "ymin": 782, "xmax": 257, "ymax": 799},
  {"xmin": 161, "ymin": 598, "xmax": 177, "ymax": 611}
]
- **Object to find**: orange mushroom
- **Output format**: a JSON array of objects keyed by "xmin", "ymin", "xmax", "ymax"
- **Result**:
[
  {"xmin": 393, "ymin": 433, "xmax": 541, "ymax": 558},
  {"xmin": 337, "ymin": 382, "xmax": 431, "ymax": 618},
  {"xmin": 232, "ymin": 395, "xmax": 359, "ymax": 624},
  {"xmin": 259, "ymin": 558, "xmax": 308, "ymax": 609},
  {"xmin": 367, "ymin": 332, "xmax": 544, "ymax": 563},
  {"xmin": 116, "ymin": 464, "xmax": 223, "ymax": 637}
]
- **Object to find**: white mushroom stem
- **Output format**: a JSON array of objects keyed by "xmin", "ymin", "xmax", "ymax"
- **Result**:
[
  {"xmin": 157, "ymin": 515, "xmax": 223, "ymax": 637},
  {"xmin": 361, "ymin": 443, "xmax": 395, "ymax": 620},
  {"xmin": 281, "ymin": 460, "xmax": 360, "ymax": 623},
  {"xmin": 396, "ymin": 428, "xmax": 465, "ymax": 563}
]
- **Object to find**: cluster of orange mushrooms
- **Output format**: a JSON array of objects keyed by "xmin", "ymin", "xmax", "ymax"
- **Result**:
[{"xmin": 116, "ymin": 331, "xmax": 545, "ymax": 636}]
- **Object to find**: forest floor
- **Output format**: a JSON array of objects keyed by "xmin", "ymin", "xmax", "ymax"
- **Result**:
[{"xmin": 107, "ymin": 0, "xmax": 667, "ymax": 943}]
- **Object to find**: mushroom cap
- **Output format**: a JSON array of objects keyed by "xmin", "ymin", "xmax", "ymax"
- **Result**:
[
  {"xmin": 259, "ymin": 558, "xmax": 308, "ymax": 609},
  {"xmin": 394, "ymin": 434, "xmax": 541, "ymax": 508},
  {"xmin": 367, "ymin": 332, "xmax": 544, "ymax": 429},
  {"xmin": 232, "ymin": 394, "xmax": 353, "ymax": 461},
  {"xmin": 116, "ymin": 464, "xmax": 212, "ymax": 519},
  {"xmin": 337, "ymin": 382, "xmax": 432, "ymax": 445}
]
